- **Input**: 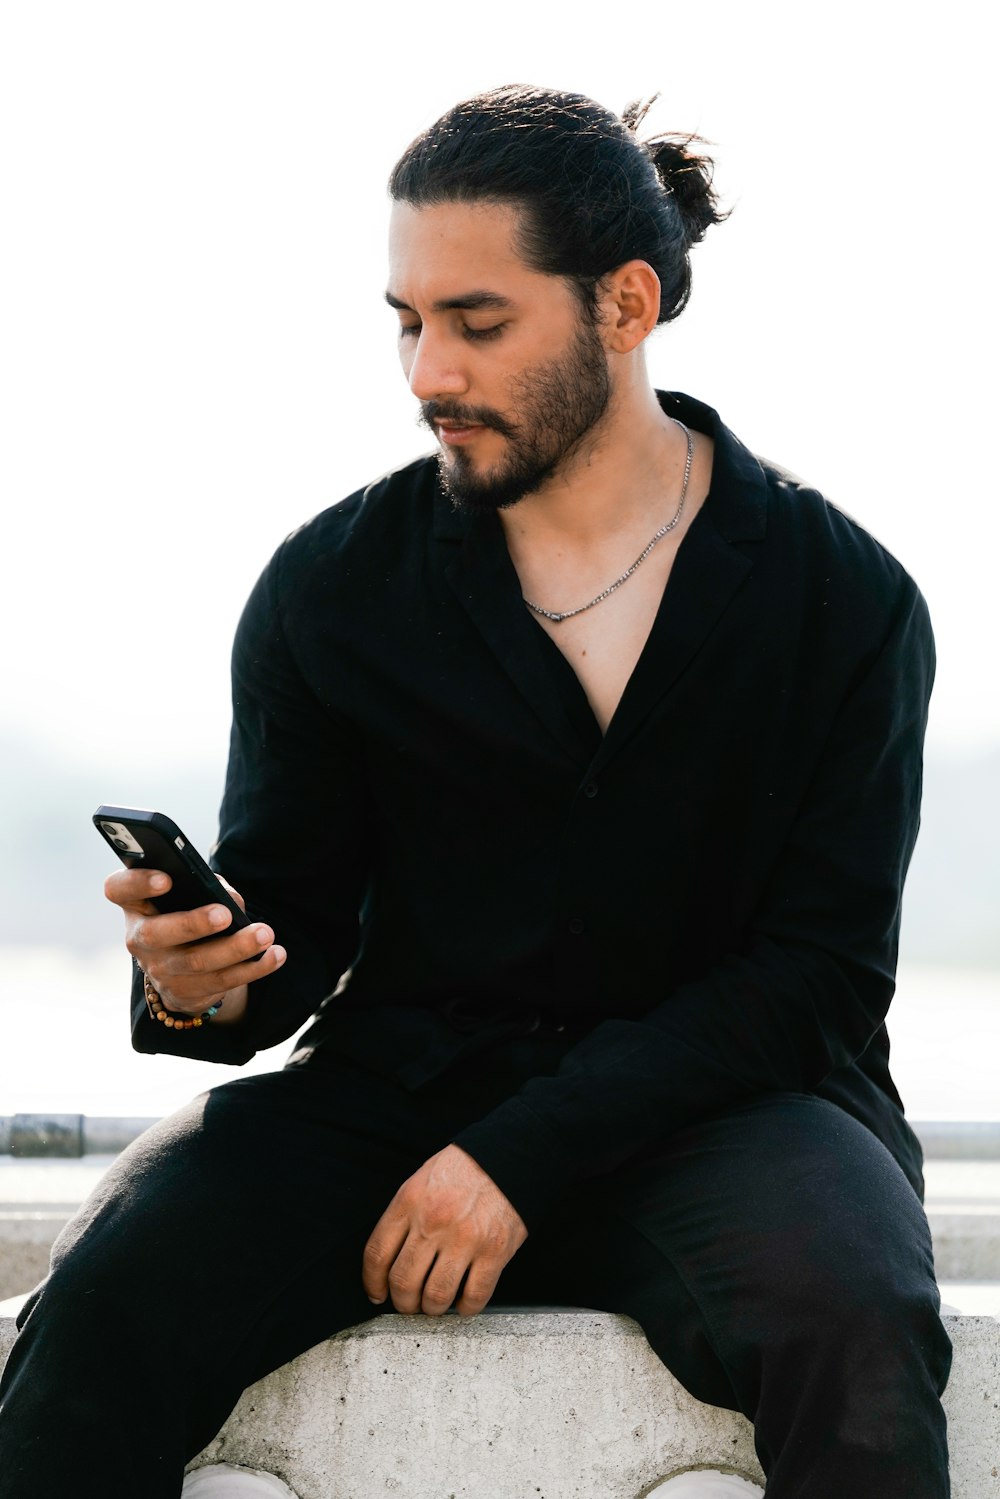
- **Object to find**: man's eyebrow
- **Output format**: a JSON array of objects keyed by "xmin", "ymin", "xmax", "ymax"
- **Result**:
[{"xmin": 384, "ymin": 290, "xmax": 515, "ymax": 313}]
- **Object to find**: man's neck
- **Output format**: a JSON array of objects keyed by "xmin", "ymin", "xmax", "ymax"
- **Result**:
[{"xmin": 498, "ymin": 379, "xmax": 689, "ymax": 554}]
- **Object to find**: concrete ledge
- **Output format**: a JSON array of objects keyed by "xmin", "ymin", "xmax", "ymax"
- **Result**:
[
  {"xmin": 191, "ymin": 1308, "xmax": 765, "ymax": 1498},
  {"xmin": 0, "ymin": 1212, "xmax": 69, "ymax": 1301},
  {"xmin": 189, "ymin": 1310, "xmax": 1000, "ymax": 1499},
  {"xmin": 918, "ymin": 1123, "xmax": 1000, "ymax": 1160},
  {"xmin": 4, "ymin": 1305, "xmax": 995, "ymax": 1498},
  {"xmin": 933, "ymin": 1211, "xmax": 1000, "ymax": 1281}
]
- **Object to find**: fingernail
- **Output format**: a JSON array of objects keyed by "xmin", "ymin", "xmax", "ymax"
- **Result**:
[
  {"xmin": 255, "ymin": 925, "xmax": 273, "ymax": 946},
  {"xmin": 367, "ymin": 1295, "xmax": 385, "ymax": 1304},
  {"xmin": 271, "ymin": 945, "xmax": 287, "ymax": 965},
  {"xmin": 149, "ymin": 874, "xmax": 169, "ymax": 892},
  {"xmin": 208, "ymin": 906, "xmax": 229, "ymax": 926}
]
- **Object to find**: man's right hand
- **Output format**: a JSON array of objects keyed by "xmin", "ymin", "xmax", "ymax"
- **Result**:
[{"xmin": 104, "ymin": 868, "xmax": 286, "ymax": 1028}]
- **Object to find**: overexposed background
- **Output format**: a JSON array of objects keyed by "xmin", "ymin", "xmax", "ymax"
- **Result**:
[{"xmin": 1, "ymin": 1, "xmax": 996, "ymax": 1120}]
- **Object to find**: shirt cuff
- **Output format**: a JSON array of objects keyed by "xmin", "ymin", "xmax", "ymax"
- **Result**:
[
  {"xmin": 129, "ymin": 960, "xmax": 258, "ymax": 1065},
  {"xmin": 451, "ymin": 1094, "xmax": 577, "ymax": 1233}
]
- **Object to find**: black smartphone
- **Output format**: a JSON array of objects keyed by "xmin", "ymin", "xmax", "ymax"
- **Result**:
[{"xmin": 93, "ymin": 805, "xmax": 253, "ymax": 941}]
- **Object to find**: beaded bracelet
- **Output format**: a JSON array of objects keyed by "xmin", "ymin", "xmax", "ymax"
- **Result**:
[{"xmin": 143, "ymin": 971, "xmax": 223, "ymax": 1030}]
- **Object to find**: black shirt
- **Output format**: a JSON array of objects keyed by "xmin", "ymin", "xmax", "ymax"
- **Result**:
[{"xmin": 132, "ymin": 391, "xmax": 934, "ymax": 1227}]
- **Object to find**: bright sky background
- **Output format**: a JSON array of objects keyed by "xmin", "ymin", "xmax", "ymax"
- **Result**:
[
  {"xmin": 0, "ymin": 3, "xmax": 996, "ymax": 1128},
  {"xmin": 1, "ymin": 0, "xmax": 995, "ymax": 788}
]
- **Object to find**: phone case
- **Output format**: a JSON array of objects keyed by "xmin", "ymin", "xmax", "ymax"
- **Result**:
[{"xmin": 93, "ymin": 805, "xmax": 252, "ymax": 937}]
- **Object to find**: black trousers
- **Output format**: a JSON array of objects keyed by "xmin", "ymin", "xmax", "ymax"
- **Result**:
[{"xmin": 0, "ymin": 1035, "xmax": 952, "ymax": 1497}]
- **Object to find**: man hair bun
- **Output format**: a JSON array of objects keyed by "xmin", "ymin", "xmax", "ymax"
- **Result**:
[{"xmin": 623, "ymin": 96, "xmax": 727, "ymax": 249}]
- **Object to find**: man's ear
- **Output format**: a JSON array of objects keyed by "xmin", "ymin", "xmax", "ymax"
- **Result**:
[{"xmin": 597, "ymin": 260, "xmax": 662, "ymax": 353}]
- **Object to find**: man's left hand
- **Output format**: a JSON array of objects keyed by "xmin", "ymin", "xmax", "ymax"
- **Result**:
[{"xmin": 362, "ymin": 1144, "xmax": 528, "ymax": 1317}]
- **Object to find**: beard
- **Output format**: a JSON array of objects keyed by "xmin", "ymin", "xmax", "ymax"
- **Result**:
[{"xmin": 421, "ymin": 315, "xmax": 611, "ymax": 514}]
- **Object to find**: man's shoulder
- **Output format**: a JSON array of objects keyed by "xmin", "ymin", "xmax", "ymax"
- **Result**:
[
  {"xmin": 754, "ymin": 451, "xmax": 920, "ymax": 610},
  {"xmin": 666, "ymin": 392, "xmax": 919, "ymax": 607},
  {"xmin": 276, "ymin": 451, "xmax": 442, "ymax": 577},
  {"xmin": 236, "ymin": 452, "xmax": 446, "ymax": 645}
]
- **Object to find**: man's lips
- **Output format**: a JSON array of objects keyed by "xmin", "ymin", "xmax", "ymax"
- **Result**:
[{"xmin": 436, "ymin": 421, "xmax": 491, "ymax": 446}]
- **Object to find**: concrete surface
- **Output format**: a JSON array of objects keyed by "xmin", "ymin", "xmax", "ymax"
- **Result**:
[
  {"xmin": 0, "ymin": 1153, "xmax": 117, "ymax": 1300},
  {"xmin": 189, "ymin": 1309, "xmax": 768, "ymax": 1497},
  {"xmin": 0, "ymin": 1212, "xmax": 69, "ymax": 1302},
  {"xmin": 925, "ymin": 1162, "xmax": 1000, "ymax": 1282},
  {"xmin": 3, "ymin": 1303, "xmax": 996, "ymax": 1497}
]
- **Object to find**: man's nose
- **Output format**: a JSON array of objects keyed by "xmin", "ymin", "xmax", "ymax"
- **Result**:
[{"xmin": 406, "ymin": 331, "xmax": 469, "ymax": 402}]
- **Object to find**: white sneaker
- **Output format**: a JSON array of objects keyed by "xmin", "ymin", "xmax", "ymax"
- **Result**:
[
  {"xmin": 647, "ymin": 1473, "xmax": 764, "ymax": 1497},
  {"xmin": 182, "ymin": 1464, "xmax": 299, "ymax": 1498}
]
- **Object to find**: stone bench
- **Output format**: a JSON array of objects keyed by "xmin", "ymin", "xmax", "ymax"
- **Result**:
[{"xmin": 3, "ymin": 1303, "xmax": 997, "ymax": 1497}]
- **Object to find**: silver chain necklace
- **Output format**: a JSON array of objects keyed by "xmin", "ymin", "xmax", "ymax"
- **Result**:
[{"xmin": 523, "ymin": 419, "xmax": 694, "ymax": 625}]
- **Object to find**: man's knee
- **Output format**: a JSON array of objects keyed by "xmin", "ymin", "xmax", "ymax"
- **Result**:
[
  {"xmin": 605, "ymin": 1096, "xmax": 950, "ymax": 1402},
  {"xmin": 715, "ymin": 1179, "xmax": 952, "ymax": 1429}
]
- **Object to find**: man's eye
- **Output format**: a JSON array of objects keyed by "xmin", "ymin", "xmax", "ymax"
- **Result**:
[
  {"xmin": 398, "ymin": 324, "xmax": 421, "ymax": 339},
  {"xmin": 463, "ymin": 324, "xmax": 505, "ymax": 342}
]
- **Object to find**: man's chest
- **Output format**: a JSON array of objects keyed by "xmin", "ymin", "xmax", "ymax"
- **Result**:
[{"xmin": 527, "ymin": 545, "xmax": 682, "ymax": 736}]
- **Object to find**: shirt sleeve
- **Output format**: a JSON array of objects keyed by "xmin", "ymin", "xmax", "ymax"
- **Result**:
[
  {"xmin": 131, "ymin": 538, "xmax": 369, "ymax": 1063},
  {"xmin": 452, "ymin": 576, "xmax": 935, "ymax": 1230}
]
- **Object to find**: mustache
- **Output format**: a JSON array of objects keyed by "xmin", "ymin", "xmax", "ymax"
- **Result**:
[{"xmin": 419, "ymin": 400, "xmax": 517, "ymax": 440}]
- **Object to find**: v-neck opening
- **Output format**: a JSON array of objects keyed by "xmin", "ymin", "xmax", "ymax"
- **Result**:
[
  {"xmin": 510, "ymin": 402, "xmax": 721, "ymax": 755},
  {"xmin": 525, "ymin": 494, "xmax": 712, "ymax": 755},
  {"xmin": 527, "ymin": 611, "xmax": 605, "ymax": 757}
]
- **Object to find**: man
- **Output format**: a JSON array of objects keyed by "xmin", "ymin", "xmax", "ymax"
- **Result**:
[{"xmin": 0, "ymin": 85, "xmax": 950, "ymax": 1497}]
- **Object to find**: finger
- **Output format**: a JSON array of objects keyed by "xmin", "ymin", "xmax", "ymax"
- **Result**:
[
  {"xmin": 386, "ymin": 1235, "xmax": 439, "ymax": 1316},
  {"xmin": 362, "ymin": 1211, "xmax": 410, "ymax": 1305},
  {"xmin": 146, "ymin": 941, "xmax": 287, "ymax": 1009},
  {"xmin": 214, "ymin": 875, "xmax": 247, "ymax": 912},
  {"xmin": 104, "ymin": 867, "xmax": 172, "ymax": 910},
  {"xmin": 146, "ymin": 918, "xmax": 273, "ymax": 971},
  {"xmin": 420, "ymin": 1255, "xmax": 471, "ymax": 1317},
  {"xmin": 126, "ymin": 902, "xmax": 243, "ymax": 956},
  {"xmin": 454, "ymin": 1259, "xmax": 503, "ymax": 1319}
]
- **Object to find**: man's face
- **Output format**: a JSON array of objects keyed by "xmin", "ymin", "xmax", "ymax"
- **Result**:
[{"xmin": 387, "ymin": 200, "xmax": 611, "ymax": 512}]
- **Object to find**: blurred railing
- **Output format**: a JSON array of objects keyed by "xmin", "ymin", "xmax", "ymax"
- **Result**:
[{"xmin": 2, "ymin": 1114, "xmax": 999, "ymax": 1158}]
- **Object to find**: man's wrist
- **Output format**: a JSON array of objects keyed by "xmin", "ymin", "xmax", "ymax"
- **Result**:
[
  {"xmin": 204, "ymin": 982, "xmax": 250, "ymax": 1027},
  {"xmin": 142, "ymin": 971, "xmax": 226, "ymax": 1030}
]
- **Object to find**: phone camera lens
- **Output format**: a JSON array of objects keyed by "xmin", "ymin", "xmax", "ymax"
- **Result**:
[{"xmin": 113, "ymin": 837, "xmax": 130, "ymax": 850}]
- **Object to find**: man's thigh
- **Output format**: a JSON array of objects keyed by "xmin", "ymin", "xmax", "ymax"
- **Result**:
[
  {"xmin": 502, "ymin": 1093, "xmax": 945, "ymax": 1413},
  {"xmin": 35, "ymin": 1060, "xmax": 456, "ymax": 1379}
]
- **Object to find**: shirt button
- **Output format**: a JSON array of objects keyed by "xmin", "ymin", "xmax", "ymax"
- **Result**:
[
  {"xmin": 568, "ymin": 917, "xmax": 585, "ymax": 935},
  {"xmin": 583, "ymin": 781, "xmax": 599, "ymax": 798}
]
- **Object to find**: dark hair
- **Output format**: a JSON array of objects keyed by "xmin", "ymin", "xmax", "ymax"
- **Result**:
[{"xmin": 389, "ymin": 84, "xmax": 727, "ymax": 325}]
